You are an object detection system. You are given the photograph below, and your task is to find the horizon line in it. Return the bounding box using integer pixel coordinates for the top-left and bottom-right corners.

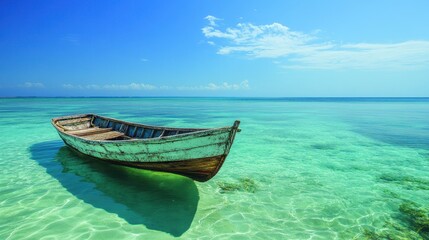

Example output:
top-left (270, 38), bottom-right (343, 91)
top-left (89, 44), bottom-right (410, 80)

top-left (1, 96), bottom-right (429, 99)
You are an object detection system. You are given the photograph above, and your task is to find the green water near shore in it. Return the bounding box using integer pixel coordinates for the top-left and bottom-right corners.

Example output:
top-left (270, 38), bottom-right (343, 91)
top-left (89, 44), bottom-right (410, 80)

top-left (1, 98), bottom-right (428, 239)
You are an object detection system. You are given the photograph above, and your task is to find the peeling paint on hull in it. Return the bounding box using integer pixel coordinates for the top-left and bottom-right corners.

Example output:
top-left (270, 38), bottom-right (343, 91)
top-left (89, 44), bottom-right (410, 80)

top-left (52, 114), bottom-right (240, 181)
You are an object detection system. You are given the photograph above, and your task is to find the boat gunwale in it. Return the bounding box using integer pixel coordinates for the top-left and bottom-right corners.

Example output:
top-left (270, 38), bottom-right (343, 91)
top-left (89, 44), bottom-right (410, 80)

top-left (52, 113), bottom-right (240, 144)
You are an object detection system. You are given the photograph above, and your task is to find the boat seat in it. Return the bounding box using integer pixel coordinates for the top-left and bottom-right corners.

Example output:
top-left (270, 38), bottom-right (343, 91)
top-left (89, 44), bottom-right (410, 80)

top-left (82, 131), bottom-right (125, 141)
top-left (58, 117), bottom-right (91, 126)
top-left (67, 127), bottom-right (112, 136)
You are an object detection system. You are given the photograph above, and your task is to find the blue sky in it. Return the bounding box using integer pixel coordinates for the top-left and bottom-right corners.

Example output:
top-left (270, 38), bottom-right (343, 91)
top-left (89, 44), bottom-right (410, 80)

top-left (0, 0), bottom-right (428, 97)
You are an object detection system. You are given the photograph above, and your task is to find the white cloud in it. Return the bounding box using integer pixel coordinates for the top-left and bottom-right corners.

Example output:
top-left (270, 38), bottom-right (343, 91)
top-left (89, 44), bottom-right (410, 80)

top-left (63, 81), bottom-right (250, 92)
top-left (205, 15), bottom-right (221, 27)
top-left (103, 83), bottom-right (156, 90)
top-left (62, 83), bottom-right (157, 90)
top-left (178, 80), bottom-right (249, 91)
top-left (19, 82), bottom-right (45, 88)
top-left (202, 16), bottom-right (429, 69)
top-left (284, 41), bottom-right (429, 69)
top-left (62, 83), bottom-right (78, 89)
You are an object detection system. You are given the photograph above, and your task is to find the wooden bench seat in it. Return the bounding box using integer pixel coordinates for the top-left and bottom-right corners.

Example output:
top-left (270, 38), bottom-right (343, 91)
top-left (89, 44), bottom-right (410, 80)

top-left (82, 131), bottom-right (125, 141)
top-left (58, 117), bottom-right (91, 125)
top-left (67, 127), bottom-right (113, 136)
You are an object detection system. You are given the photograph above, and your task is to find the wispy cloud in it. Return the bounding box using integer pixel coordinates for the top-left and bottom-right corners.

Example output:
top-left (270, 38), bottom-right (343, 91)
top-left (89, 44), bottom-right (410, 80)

top-left (62, 34), bottom-right (80, 45)
top-left (160, 85), bottom-right (171, 90)
top-left (205, 15), bottom-right (221, 27)
top-left (62, 83), bottom-right (157, 90)
top-left (202, 16), bottom-right (429, 69)
top-left (63, 81), bottom-right (250, 92)
top-left (19, 82), bottom-right (45, 88)
top-left (178, 80), bottom-right (249, 91)
top-left (104, 83), bottom-right (157, 90)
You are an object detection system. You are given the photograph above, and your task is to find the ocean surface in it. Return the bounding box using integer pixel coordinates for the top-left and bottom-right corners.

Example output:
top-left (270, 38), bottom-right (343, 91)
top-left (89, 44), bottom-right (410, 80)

top-left (1, 97), bottom-right (428, 239)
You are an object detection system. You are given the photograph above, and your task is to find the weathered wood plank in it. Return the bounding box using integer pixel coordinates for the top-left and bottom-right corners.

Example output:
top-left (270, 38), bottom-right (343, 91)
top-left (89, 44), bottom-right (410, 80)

top-left (62, 122), bottom-right (91, 131)
top-left (68, 127), bottom-right (113, 136)
top-left (58, 117), bottom-right (91, 125)
top-left (61, 129), bottom-right (231, 161)
top-left (82, 131), bottom-right (124, 140)
top-left (108, 155), bottom-right (226, 181)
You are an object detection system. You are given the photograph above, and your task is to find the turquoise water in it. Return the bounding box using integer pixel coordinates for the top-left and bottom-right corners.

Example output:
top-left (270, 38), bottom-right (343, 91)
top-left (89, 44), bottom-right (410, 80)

top-left (1, 97), bottom-right (428, 239)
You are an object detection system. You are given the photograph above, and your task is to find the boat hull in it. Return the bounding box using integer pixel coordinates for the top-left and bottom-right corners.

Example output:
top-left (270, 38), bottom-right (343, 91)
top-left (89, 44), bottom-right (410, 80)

top-left (66, 141), bottom-right (226, 182)
top-left (52, 114), bottom-right (240, 181)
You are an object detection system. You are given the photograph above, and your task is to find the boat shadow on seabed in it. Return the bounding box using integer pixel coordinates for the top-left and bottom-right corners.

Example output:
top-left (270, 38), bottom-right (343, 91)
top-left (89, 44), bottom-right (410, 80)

top-left (29, 140), bottom-right (200, 237)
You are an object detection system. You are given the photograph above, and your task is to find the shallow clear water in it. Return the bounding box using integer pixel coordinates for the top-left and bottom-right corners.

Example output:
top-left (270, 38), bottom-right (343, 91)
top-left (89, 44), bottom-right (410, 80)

top-left (1, 97), bottom-right (428, 239)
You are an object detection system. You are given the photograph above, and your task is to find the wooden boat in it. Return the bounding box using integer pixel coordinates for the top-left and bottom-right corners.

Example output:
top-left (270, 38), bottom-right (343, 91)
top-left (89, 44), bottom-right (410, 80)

top-left (51, 114), bottom-right (240, 181)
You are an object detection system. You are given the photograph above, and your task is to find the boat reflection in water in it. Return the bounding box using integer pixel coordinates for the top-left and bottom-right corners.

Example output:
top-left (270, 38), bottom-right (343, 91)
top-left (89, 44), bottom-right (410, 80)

top-left (30, 141), bottom-right (199, 237)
